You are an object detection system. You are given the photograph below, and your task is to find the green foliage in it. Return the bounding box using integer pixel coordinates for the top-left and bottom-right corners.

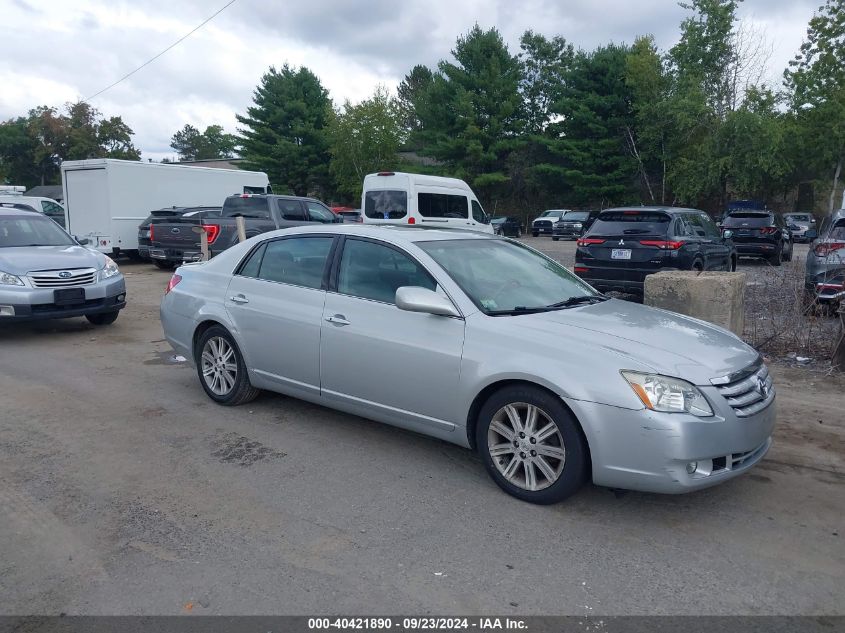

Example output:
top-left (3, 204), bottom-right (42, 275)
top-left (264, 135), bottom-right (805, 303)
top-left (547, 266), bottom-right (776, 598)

top-left (414, 25), bottom-right (522, 200)
top-left (237, 64), bottom-right (332, 197)
top-left (519, 31), bottom-right (574, 135)
top-left (396, 65), bottom-right (434, 139)
top-left (171, 124), bottom-right (237, 161)
top-left (0, 102), bottom-right (140, 187)
top-left (328, 86), bottom-right (404, 202)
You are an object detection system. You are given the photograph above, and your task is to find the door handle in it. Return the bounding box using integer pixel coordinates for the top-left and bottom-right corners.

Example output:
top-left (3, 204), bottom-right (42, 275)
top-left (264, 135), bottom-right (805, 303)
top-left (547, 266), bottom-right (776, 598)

top-left (325, 314), bottom-right (350, 326)
top-left (229, 295), bottom-right (249, 304)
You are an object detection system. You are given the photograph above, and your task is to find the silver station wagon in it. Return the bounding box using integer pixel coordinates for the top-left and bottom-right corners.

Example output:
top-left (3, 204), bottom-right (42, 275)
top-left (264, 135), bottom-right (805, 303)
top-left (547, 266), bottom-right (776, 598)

top-left (160, 225), bottom-right (775, 504)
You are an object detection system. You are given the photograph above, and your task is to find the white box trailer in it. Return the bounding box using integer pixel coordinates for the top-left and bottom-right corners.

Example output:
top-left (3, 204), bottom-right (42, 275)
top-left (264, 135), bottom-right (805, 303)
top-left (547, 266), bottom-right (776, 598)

top-left (61, 159), bottom-right (269, 256)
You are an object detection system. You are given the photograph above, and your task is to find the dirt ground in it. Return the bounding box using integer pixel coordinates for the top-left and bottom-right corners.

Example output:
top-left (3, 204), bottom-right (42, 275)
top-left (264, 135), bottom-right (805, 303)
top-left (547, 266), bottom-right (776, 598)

top-left (0, 260), bottom-right (842, 616)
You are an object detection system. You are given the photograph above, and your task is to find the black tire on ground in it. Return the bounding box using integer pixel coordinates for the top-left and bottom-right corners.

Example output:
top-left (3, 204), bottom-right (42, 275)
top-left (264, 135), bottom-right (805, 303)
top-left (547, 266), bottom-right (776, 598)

top-left (730, 256), bottom-right (737, 272)
top-left (476, 384), bottom-right (588, 504)
top-left (784, 243), bottom-right (793, 262)
top-left (532, 232), bottom-right (539, 238)
top-left (195, 325), bottom-right (260, 406)
top-left (86, 311), bottom-right (119, 326)
top-left (552, 237), bottom-right (559, 241)
top-left (692, 260), bottom-right (704, 273)
top-left (769, 247), bottom-right (783, 266)
top-left (153, 260), bottom-right (176, 270)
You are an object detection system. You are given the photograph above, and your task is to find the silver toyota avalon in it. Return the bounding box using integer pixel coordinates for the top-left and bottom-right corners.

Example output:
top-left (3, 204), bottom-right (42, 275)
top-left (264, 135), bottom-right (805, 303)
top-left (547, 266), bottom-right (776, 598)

top-left (160, 225), bottom-right (775, 504)
top-left (0, 208), bottom-right (126, 324)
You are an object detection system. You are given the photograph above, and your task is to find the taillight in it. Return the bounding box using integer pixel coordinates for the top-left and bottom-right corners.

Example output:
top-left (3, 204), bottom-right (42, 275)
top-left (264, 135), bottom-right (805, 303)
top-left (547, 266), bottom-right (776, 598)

top-left (640, 240), bottom-right (685, 250)
top-left (577, 238), bottom-right (605, 247)
top-left (408, 217), bottom-right (416, 225)
top-left (202, 224), bottom-right (220, 244)
top-left (149, 224), bottom-right (154, 241)
top-left (574, 266), bottom-right (590, 273)
top-left (814, 242), bottom-right (845, 257)
top-left (759, 227), bottom-right (778, 235)
top-left (165, 273), bottom-right (182, 295)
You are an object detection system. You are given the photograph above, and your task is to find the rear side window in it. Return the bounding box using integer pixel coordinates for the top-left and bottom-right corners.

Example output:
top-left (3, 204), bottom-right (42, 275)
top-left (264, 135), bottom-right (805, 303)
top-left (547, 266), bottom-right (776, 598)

top-left (418, 193), bottom-right (468, 219)
top-left (223, 197), bottom-right (271, 219)
top-left (722, 213), bottom-right (773, 228)
top-left (590, 211), bottom-right (670, 236)
top-left (257, 237), bottom-right (334, 289)
top-left (365, 190), bottom-right (407, 219)
top-left (278, 199), bottom-right (306, 221)
top-left (238, 243), bottom-right (266, 278)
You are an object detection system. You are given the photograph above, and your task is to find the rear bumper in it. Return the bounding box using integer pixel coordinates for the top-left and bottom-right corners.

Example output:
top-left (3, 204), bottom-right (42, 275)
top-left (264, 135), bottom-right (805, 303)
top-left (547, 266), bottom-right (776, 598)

top-left (0, 277), bottom-right (127, 322)
top-left (733, 241), bottom-right (777, 256)
top-left (150, 247), bottom-right (209, 263)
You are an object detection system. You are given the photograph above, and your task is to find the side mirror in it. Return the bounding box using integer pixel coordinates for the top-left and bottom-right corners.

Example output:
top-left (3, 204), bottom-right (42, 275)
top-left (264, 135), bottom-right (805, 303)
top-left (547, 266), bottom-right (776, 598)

top-left (395, 286), bottom-right (461, 317)
top-left (805, 229), bottom-right (818, 240)
top-left (75, 236), bottom-right (90, 245)
top-left (722, 230), bottom-right (733, 239)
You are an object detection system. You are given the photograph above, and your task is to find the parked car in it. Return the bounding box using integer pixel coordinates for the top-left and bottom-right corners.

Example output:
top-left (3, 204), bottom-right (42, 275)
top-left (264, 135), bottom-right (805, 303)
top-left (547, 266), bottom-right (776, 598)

top-left (148, 194), bottom-right (341, 269)
top-left (161, 224), bottom-right (775, 504)
top-left (805, 209), bottom-right (845, 309)
top-left (784, 212), bottom-right (816, 242)
top-left (552, 210), bottom-right (598, 241)
top-left (720, 210), bottom-right (793, 265)
top-left (0, 195), bottom-right (66, 228)
top-left (531, 209), bottom-right (568, 237)
top-left (0, 208), bottom-right (125, 324)
top-left (337, 209), bottom-right (363, 223)
top-left (491, 216), bottom-right (523, 237)
top-left (361, 171), bottom-right (493, 233)
top-left (138, 206), bottom-right (222, 265)
top-left (574, 207), bottom-right (736, 295)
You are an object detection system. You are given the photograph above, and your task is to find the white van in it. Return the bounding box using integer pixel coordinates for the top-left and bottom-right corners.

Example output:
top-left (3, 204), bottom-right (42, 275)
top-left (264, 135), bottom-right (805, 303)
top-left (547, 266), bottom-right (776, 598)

top-left (0, 195), bottom-right (66, 227)
top-left (360, 171), bottom-right (493, 233)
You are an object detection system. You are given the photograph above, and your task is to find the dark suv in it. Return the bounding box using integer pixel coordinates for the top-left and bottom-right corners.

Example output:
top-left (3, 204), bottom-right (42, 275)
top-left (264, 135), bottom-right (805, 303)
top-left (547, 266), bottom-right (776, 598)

top-left (574, 207), bottom-right (737, 295)
top-left (553, 210), bottom-right (598, 241)
top-left (720, 211), bottom-right (793, 266)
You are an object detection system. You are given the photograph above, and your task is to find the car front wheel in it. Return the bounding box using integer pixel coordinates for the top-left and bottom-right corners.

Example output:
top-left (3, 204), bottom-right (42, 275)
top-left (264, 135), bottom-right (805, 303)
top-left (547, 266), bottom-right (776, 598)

top-left (86, 311), bottom-right (119, 326)
top-left (195, 325), bottom-right (260, 406)
top-left (476, 385), bottom-right (588, 504)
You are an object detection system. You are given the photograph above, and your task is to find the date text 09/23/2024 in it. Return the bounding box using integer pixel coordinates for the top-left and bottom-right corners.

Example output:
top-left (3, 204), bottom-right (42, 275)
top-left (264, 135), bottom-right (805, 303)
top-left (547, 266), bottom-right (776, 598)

top-left (307, 618), bottom-right (527, 631)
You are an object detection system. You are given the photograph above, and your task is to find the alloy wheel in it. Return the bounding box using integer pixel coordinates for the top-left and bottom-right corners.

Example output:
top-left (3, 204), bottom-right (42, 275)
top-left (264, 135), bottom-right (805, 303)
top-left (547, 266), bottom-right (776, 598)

top-left (201, 336), bottom-right (237, 396)
top-left (487, 402), bottom-right (565, 491)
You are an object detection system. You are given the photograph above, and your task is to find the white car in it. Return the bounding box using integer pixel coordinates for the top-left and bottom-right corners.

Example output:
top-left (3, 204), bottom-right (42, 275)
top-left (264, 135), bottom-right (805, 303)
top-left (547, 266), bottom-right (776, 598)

top-left (532, 209), bottom-right (569, 236)
top-left (0, 195), bottom-right (66, 228)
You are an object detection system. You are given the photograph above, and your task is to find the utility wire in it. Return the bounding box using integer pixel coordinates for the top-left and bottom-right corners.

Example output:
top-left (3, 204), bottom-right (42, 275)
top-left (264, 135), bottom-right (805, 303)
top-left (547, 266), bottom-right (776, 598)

top-left (84, 0), bottom-right (238, 101)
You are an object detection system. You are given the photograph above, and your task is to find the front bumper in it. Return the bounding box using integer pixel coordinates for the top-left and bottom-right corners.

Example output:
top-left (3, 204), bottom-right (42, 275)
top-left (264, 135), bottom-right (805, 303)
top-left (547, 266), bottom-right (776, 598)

top-left (565, 389), bottom-right (776, 494)
top-left (532, 223), bottom-right (554, 234)
top-left (0, 277), bottom-right (126, 322)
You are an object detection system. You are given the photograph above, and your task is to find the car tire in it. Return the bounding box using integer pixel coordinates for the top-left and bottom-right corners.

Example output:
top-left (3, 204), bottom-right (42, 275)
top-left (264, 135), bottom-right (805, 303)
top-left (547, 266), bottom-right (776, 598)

top-left (552, 237), bottom-right (559, 241)
top-left (729, 256), bottom-right (737, 272)
top-left (476, 385), bottom-right (588, 504)
top-left (692, 260), bottom-right (704, 273)
top-left (532, 232), bottom-right (538, 238)
top-left (153, 260), bottom-right (175, 270)
top-left (195, 325), bottom-right (260, 406)
top-left (784, 243), bottom-right (793, 262)
top-left (769, 248), bottom-right (782, 266)
top-left (86, 311), bottom-right (119, 326)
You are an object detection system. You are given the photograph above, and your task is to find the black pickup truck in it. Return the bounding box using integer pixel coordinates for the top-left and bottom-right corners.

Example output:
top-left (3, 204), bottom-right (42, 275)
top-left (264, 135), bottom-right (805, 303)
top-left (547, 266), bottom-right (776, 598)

top-left (148, 194), bottom-right (341, 267)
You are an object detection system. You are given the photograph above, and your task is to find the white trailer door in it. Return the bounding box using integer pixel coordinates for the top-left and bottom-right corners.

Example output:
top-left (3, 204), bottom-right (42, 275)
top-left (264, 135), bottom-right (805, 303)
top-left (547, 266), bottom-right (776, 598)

top-left (64, 167), bottom-right (112, 252)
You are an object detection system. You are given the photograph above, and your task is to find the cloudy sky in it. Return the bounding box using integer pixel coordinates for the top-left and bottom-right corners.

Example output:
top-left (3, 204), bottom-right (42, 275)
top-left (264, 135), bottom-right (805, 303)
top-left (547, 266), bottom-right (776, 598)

top-left (1, 0), bottom-right (818, 160)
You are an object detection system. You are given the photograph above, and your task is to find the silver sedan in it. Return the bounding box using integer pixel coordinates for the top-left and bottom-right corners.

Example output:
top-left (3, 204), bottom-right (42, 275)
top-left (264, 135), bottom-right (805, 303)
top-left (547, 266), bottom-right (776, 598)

top-left (160, 225), bottom-right (776, 504)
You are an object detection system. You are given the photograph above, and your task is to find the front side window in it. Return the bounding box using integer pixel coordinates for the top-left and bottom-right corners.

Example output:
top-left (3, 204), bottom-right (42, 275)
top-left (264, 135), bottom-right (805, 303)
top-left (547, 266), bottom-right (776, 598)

top-left (41, 201), bottom-right (64, 215)
top-left (0, 216), bottom-right (75, 247)
top-left (471, 200), bottom-right (489, 224)
top-left (257, 237), bottom-right (334, 289)
top-left (306, 202), bottom-right (335, 223)
top-left (418, 193), bottom-right (468, 219)
top-left (365, 190), bottom-right (407, 219)
top-left (337, 239), bottom-right (436, 304)
top-left (419, 239), bottom-right (595, 313)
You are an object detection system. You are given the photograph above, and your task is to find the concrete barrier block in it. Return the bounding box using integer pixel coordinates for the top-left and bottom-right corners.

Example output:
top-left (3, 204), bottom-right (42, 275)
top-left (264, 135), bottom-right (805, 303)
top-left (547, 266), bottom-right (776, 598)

top-left (644, 271), bottom-right (746, 336)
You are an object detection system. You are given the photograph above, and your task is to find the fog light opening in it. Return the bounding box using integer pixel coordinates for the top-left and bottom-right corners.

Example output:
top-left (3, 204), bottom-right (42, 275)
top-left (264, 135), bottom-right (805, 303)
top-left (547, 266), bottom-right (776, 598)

top-left (117, 294), bottom-right (126, 302)
top-left (686, 459), bottom-right (714, 478)
top-left (0, 305), bottom-right (15, 317)
top-left (686, 461), bottom-right (698, 475)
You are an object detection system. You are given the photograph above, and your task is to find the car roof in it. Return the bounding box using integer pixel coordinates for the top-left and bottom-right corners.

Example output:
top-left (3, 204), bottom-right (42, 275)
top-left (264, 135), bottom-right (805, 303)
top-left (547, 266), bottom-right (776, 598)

top-left (255, 224), bottom-right (497, 245)
top-left (600, 206), bottom-right (704, 215)
top-left (0, 207), bottom-right (45, 218)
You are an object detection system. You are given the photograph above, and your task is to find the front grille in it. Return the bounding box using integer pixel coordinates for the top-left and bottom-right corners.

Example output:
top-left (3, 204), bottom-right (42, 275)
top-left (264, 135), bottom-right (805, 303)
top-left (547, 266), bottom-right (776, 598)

top-left (711, 360), bottom-right (775, 417)
top-left (534, 220), bottom-right (552, 228)
top-left (29, 268), bottom-right (97, 288)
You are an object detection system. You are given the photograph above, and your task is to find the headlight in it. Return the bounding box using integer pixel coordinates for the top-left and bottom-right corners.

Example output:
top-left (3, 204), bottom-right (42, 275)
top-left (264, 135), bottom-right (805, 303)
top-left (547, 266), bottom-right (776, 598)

top-left (100, 256), bottom-right (120, 280)
top-left (621, 371), bottom-right (713, 417)
top-left (573, 222), bottom-right (583, 228)
top-left (0, 271), bottom-right (24, 286)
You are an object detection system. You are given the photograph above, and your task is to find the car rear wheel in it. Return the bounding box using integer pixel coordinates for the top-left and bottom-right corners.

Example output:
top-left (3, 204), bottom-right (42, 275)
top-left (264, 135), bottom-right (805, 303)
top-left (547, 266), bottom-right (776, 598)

top-left (783, 243), bottom-right (793, 262)
top-left (476, 385), bottom-right (588, 504)
top-left (532, 232), bottom-right (539, 238)
top-left (692, 260), bottom-right (704, 273)
top-left (769, 247), bottom-right (783, 266)
top-left (86, 311), bottom-right (119, 326)
top-left (196, 325), bottom-right (260, 406)
top-left (154, 260), bottom-right (175, 270)
top-left (552, 237), bottom-right (559, 241)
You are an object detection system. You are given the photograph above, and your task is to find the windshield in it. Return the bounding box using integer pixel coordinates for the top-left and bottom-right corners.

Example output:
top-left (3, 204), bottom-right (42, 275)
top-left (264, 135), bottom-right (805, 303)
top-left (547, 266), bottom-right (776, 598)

top-left (540, 210), bottom-right (563, 217)
top-left (0, 215), bottom-right (76, 247)
top-left (785, 214), bottom-right (812, 222)
top-left (563, 211), bottom-right (590, 221)
top-left (590, 210), bottom-right (670, 236)
top-left (418, 239), bottom-right (597, 313)
top-left (491, 218), bottom-right (506, 224)
top-left (722, 213), bottom-right (773, 228)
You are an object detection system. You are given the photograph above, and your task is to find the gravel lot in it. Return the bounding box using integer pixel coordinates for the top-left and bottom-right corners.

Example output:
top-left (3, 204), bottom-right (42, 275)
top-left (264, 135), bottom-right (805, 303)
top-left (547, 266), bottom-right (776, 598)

top-left (0, 258), bottom-right (843, 615)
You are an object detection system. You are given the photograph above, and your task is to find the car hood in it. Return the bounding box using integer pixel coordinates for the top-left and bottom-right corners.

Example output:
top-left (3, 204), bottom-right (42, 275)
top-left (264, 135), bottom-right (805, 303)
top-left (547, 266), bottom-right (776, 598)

top-left (511, 299), bottom-right (758, 385)
top-left (0, 245), bottom-right (106, 275)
